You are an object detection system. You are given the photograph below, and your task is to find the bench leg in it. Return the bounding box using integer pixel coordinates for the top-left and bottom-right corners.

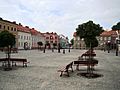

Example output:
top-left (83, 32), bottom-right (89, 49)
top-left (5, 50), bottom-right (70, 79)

top-left (66, 71), bottom-right (70, 77)
top-left (71, 66), bottom-right (74, 72)
top-left (76, 64), bottom-right (79, 70)
top-left (60, 71), bottom-right (63, 77)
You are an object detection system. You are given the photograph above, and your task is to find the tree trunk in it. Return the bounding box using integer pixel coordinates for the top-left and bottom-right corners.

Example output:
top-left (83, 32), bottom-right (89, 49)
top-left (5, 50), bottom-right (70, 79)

top-left (4, 46), bottom-right (12, 70)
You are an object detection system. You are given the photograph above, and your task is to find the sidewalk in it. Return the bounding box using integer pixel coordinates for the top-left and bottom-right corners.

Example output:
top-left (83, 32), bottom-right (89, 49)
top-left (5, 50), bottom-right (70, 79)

top-left (0, 49), bottom-right (120, 90)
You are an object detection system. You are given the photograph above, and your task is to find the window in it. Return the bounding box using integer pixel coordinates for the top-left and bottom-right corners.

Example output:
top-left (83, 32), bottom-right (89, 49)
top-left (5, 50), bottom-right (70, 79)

top-left (18, 42), bottom-right (20, 47)
top-left (18, 35), bottom-right (20, 39)
top-left (50, 36), bottom-right (53, 39)
top-left (55, 36), bottom-right (57, 39)
top-left (24, 36), bottom-right (26, 40)
top-left (0, 25), bottom-right (2, 29)
top-left (11, 27), bottom-right (13, 31)
top-left (100, 37), bottom-right (103, 41)
top-left (8, 26), bottom-right (9, 30)
top-left (104, 37), bottom-right (106, 41)
top-left (46, 37), bottom-right (49, 39)
top-left (21, 36), bottom-right (23, 39)
top-left (4, 26), bottom-right (5, 29)
top-left (108, 37), bottom-right (111, 40)
top-left (14, 28), bottom-right (16, 31)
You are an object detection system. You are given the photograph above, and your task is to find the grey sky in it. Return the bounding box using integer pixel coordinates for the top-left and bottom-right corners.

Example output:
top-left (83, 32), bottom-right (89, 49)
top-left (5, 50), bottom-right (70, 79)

top-left (0, 0), bottom-right (120, 40)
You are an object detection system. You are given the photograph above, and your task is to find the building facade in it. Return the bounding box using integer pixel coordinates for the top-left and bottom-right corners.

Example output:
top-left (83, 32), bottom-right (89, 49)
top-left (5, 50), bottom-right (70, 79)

top-left (73, 32), bottom-right (85, 49)
top-left (17, 24), bottom-right (32, 49)
top-left (0, 18), bottom-right (18, 48)
top-left (43, 32), bottom-right (59, 48)
top-left (98, 30), bottom-right (118, 50)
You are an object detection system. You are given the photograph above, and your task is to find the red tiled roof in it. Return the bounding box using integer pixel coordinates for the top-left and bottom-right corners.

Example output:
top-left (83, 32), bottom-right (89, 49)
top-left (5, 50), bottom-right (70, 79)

top-left (100, 30), bottom-right (117, 36)
top-left (30, 28), bottom-right (39, 35)
top-left (17, 25), bottom-right (31, 33)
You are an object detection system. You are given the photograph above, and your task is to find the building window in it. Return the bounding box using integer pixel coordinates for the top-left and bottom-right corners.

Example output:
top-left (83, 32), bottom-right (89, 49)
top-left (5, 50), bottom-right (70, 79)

top-left (24, 36), bottom-right (26, 40)
top-left (46, 37), bottom-right (49, 39)
top-left (55, 37), bottom-right (57, 39)
top-left (100, 37), bottom-right (103, 41)
top-left (50, 36), bottom-right (53, 39)
top-left (11, 27), bottom-right (13, 31)
top-left (18, 42), bottom-right (20, 47)
top-left (108, 37), bottom-right (111, 40)
top-left (4, 26), bottom-right (5, 29)
top-left (14, 28), bottom-right (16, 31)
top-left (21, 36), bottom-right (23, 39)
top-left (50, 41), bottom-right (53, 43)
top-left (18, 35), bottom-right (20, 39)
top-left (29, 36), bottom-right (31, 40)
top-left (0, 25), bottom-right (2, 29)
top-left (8, 26), bottom-right (9, 30)
top-left (104, 37), bottom-right (106, 41)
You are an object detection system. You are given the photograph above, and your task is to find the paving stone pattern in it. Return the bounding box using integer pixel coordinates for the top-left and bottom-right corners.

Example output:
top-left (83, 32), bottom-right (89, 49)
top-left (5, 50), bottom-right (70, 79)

top-left (0, 49), bottom-right (120, 90)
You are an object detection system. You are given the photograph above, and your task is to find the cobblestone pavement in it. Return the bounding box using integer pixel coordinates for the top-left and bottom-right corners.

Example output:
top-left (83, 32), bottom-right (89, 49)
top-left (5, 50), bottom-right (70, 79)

top-left (0, 49), bottom-right (120, 90)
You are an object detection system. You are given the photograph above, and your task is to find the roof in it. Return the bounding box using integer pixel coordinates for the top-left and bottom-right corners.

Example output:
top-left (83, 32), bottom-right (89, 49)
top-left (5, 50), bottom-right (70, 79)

top-left (30, 28), bottom-right (39, 35)
top-left (100, 30), bottom-right (117, 37)
top-left (17, 25), bottom-right (31, 33)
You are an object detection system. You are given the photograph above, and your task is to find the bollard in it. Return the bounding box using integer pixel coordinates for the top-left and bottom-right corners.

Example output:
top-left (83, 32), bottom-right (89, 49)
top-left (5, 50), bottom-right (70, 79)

top-left (63, 49), bottom-right (65, 54)
top-left (43, 48), bottom-right (45, 53)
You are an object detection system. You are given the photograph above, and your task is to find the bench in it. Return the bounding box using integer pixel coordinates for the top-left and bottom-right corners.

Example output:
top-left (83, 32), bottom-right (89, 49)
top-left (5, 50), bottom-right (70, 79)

top-left (81, 53), bottom-right (96, 58)
top-left (0, 58), bottom-right (29, 67)
top-left (11, 58), bottom-right (28, 67)
top-left (58, 62), bottom-right (73, 77)
top-left (74, 59), bottom-right (98, 70)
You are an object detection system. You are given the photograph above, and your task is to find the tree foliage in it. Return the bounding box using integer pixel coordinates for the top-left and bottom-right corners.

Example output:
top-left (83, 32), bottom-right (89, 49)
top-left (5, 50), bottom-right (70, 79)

top-left (76, 20), bottom-right (103, 48)
top-left (112, 22), bottom-right (120, 30)
top-left (0, 30), bottom-right (15, 48)
top-left (53, 43), bottom-right (57, 47)
top-left (70, 38), bottom-right (74, 45)
top-left (37, 41), bottom-right (43, 46)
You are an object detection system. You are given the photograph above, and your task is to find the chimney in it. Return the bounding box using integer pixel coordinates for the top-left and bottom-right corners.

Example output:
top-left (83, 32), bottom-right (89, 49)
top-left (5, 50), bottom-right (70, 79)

top-left (13, 21), bottom-right (16, 24)
top-left (25, 26), bottom-right (29, 28)
top-left (19, 23), bottom-right (22, 26)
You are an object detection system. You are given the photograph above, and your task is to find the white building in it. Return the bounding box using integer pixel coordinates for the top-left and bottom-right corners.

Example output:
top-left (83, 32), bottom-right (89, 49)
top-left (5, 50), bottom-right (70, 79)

top-left (17, 24), bottom-right (32, 49)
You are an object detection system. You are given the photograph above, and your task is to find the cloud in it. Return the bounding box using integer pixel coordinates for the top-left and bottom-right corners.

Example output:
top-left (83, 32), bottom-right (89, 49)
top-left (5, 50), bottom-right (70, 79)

top-left (0, 0), bottom-right (120, 40)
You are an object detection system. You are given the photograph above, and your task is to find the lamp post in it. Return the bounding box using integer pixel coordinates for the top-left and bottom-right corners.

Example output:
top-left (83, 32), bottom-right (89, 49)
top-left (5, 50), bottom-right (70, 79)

top-left (107, 41), bottom-right (110, 53)
top-left (116, 38), bottom-right (118, 56)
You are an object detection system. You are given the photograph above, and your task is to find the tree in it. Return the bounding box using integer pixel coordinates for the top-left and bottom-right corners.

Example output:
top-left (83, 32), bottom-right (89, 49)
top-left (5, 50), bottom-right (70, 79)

top-left (37, 41), bottom-right (43, 50)
top-left (70, 38), bottom-right (74, 46)
top-left (76, 21), bottom-right (103, 77)
top-left (76, 20), bottom-right (103, 48)
top-left (53, 43), bottom-right (57, 49)
top-left (112, 22), bottom-right (120, 30)
top-left (0, 30), bottom-right (16, 70)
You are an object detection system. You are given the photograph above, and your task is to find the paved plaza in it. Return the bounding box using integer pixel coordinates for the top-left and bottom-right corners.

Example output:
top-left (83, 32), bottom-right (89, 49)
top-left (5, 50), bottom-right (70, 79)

top-left (0, 49), bottom-right (120, 90)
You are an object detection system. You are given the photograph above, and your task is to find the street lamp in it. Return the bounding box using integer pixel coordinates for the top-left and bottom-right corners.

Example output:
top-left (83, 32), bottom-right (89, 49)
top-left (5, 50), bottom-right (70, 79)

top-left (116, 38), bottom-right (118, 56)
top-left (107, 41), bottom-right (110, 53)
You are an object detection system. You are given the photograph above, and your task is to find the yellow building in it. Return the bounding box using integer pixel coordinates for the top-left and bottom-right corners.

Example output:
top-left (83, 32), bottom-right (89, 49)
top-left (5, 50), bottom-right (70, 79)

top-left (0, 18), bottom-right (18, 48)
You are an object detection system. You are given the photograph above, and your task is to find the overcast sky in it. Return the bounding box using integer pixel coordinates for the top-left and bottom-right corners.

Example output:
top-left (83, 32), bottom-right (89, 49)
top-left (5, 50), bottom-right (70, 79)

top-left (0, 0), bottom-right (120, 40)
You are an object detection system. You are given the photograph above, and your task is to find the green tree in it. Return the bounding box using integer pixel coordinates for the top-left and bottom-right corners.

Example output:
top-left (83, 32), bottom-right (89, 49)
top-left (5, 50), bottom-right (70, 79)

top-left (76, 20), bottom-right (103, 48)
top-left (0, 30), bottom-right (16, 70)
top-left (53, 43), bottom-right (57, 49)
top-left (112, 22), bottom-right (120, 30)
top-left (70, 38), bottom-right (74, 45)
top-left (37, 41), bottom-right (43, 50)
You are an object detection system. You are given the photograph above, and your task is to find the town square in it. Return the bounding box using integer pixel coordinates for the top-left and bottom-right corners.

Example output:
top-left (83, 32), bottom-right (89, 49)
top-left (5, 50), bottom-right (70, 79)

top-left (0, 49), bottom-right (120, 90)
top-left (0, 0), bottom-right (120, 90)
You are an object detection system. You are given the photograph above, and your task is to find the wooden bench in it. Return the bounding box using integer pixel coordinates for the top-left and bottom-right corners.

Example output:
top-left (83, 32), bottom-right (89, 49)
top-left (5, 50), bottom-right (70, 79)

top-left (58, 62), bottom-right (73, 77)
top-left (11, 58), bottom-right (28, 67)
top-left (0, 58), bottom-right (29, 67)
top-left (74, 59), bottom-right (98, 70)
